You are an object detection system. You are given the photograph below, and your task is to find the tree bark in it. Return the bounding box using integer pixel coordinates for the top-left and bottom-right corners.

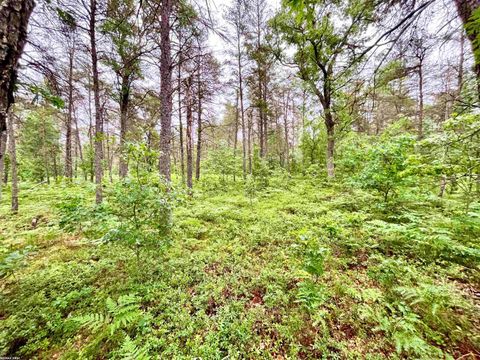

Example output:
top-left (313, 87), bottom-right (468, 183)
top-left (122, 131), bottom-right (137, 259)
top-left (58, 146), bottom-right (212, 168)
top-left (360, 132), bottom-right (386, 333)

top-left (185, 77), bottom-right (193, 189)
top-left (8, 111), bottom-right (18, 212)
top-left (236, 21), bottom-right (247, 180)
top-left (325, 110), bottom-right (335, 178)
top-left (454, 0), bottom-right (480, 98)
top-left (457, 31), bottom-right (465, 100)
top-left (89, 0), bottom-right (103, 203)
top-left (283, 91), bottom-right (290, 171)
top-left (195, 69), bottom-right (202, 181)
top-left (177, 39), bottom-right (185, 184)
top-left (233, 91), bottom-right (239, 182)
top-left (247, 109), bottom-right (252, 174)
top-left (73, 110), bottom-right (85, 180)
top-left (158, 0), bottom-right (173, 182)
top-left (418, 60), bottom-right (424, 139)
top-left (0, 0), bottom-right (34, 138)
top-left (0, 130), bottom-right (6, 202)
top-left (118, 74), bottom-right (130, 178)
top-left (65, 46), bottom-right (74, 179)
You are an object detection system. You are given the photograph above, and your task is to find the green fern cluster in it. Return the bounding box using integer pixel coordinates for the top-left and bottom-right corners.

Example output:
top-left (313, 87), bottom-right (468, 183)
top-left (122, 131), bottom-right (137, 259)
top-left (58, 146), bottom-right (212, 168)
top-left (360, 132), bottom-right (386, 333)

top-left (72, 294), bottom-right (152, 358)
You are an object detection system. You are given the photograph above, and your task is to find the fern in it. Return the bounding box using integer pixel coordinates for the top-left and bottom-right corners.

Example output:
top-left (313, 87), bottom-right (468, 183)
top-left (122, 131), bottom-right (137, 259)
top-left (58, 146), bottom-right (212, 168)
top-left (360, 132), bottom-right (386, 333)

top-left (74, 313), bottom-right (106, 331)
top-left (73, 294), bottom-right (145, 337)
top-left (119, 336), bottom-right (151, 360)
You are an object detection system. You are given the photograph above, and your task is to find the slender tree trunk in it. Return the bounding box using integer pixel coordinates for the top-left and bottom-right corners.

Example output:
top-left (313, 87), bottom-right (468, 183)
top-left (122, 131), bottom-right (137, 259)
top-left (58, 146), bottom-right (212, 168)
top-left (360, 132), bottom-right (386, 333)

top-left (418, 60), bottom-right (424, 139)
top-left (53, 150), bottom-right (58, 181)
top-left (262, 81), bottom-right (268, 157)
top-left (73, 110), bottom-right (85, 180)
top-left (177, 41), bottom-right (185, 184)
top-left (65, 46), bottom-right (74, 179)
top-left (457, 31), bottom-right (465, 100)
top-left (87, 71), bottom-right (94, 182)
top-left (0, 130), bottom-right (6, 202)
top-left (8, 111), bottom-right (18, 212)
top-left (283, 92), bottom-right (290, 171)
top-left (118, 75), bottom-right (130, 178)
top-left (185, 78), bottom-right (193, 189)
top-left (325, 110), bottom-right (335, 178)
top-left (247, 110), bottom-right (252, 174)
top-left (90, 0), bottom-right (103, 203)
top-left (236, 24), bottom-right (247, 180)
top-left (158, 0), bottom-right (173, 182)
top-left (195, 71), bottom-right (202, 181)
top-left (258, 82), bottom-right (264, 157)
top-left (233, 91), bottom-right (239, 182)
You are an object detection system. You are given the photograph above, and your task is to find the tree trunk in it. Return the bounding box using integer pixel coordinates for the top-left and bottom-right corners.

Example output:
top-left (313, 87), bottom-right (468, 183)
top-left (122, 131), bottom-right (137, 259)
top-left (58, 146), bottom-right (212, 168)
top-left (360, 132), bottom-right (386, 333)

top-left (185, 78), bottom-right (193, 189)
top-left (454, 0), bottom-right (480, 98)
top-left (258, 82), bottom-right (264, 158)
top-left (90, 0), bottom-right (103, 203)
top-left (177, 43), bottom-right (185, 184)
top-left (195, 73), bottom-right (202, 181)
top-left (236, 26), bottom-right (247, 180)
top-left (87, 71), bottom-right (94, 182)
top-left (418, 60), bottom-right (424, 139)
top-left (73, 110), bottom-right (85, 180)
top-left (118, 74), bottom-right (130, 178)
top-left (158, 0), bottom-right (173, 182)
top-left (457, 31), bottom-right (465, 100)
top-left (247, 110), bottom-right (252, 174)
top-left (325, 110), bottom-right (335, 178)
top-left (262, 81), bottom-right (268, 157)
top-left (65, 46), bottom-right (74, 179)
top-left (233, 91), bottom-right (239, 182)
top-left (0, 130), bottom-right (6, 202)
top-left (0, 0), bottom-right (34, 138)
top-left (283, 91), bottom-right (290, 171)
top-left (8, 111), bottom-right (18, 213)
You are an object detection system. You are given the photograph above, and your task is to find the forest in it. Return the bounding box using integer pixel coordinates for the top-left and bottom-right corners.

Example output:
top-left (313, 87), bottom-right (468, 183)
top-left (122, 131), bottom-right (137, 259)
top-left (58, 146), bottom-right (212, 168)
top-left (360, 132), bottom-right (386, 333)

top-left (0, 0), bottom-right (479, 358)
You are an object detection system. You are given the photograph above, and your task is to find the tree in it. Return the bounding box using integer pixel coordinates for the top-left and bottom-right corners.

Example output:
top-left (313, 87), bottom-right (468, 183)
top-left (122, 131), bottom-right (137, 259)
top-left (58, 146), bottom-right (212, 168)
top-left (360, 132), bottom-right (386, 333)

top-left (88, 0), bottom-right (104, 203)
top-left (195, 52), bottom-right (221, 181)
top-left (0, 0), bottom-right (35, 178)
top-left (273, 0), bottom-right (375, 177)
top-left (225, 0), bottom-right (249, 180)
top-left (18, 108), bottom-right (61, 183)
top-left (102, 0), bottom-right (145, 178)
top-left (454, 0), bottom-right (480, 98)
top-left (158, 0), bottom-right (174, 182)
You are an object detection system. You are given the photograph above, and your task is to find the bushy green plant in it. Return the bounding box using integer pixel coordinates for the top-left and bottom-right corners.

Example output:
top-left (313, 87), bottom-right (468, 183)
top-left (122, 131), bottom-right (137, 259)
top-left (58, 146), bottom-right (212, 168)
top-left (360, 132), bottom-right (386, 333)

top-left (206, 145), bottom-right (239, 184)
top-left (18, 108), bottom-right (61, 182)
top-left (104, 177), bottom-right (172, 262)
top-left (252, 148), bottom-right (270, 189)
top-left (0, 246), bottom-right (35, 278)
top-left (357, 132), bottom-right (415, 202)
top-left (58, 195), bottom-right (115, 239)
top-left (420, 113), bottom-right (480, 211)
top-left (104, 141), bottom-right (172, 262)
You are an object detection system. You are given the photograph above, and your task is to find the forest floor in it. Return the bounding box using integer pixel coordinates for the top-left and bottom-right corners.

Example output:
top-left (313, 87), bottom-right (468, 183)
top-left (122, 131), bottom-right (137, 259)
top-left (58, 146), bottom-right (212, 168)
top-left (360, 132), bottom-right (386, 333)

top-left (0, 177), bottom-right (479, 359)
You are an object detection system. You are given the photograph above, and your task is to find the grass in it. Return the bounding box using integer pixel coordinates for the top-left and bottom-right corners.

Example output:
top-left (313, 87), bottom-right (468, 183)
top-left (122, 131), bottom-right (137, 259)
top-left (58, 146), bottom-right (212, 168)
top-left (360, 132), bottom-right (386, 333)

top-left (0, 176), bottom-right (479, 359)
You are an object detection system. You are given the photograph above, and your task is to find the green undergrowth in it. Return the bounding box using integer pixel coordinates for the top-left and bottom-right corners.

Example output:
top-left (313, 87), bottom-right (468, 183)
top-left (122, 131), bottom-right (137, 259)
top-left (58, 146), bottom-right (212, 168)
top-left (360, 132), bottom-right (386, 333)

top-left (0, 177), bottom-right (479, 359)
